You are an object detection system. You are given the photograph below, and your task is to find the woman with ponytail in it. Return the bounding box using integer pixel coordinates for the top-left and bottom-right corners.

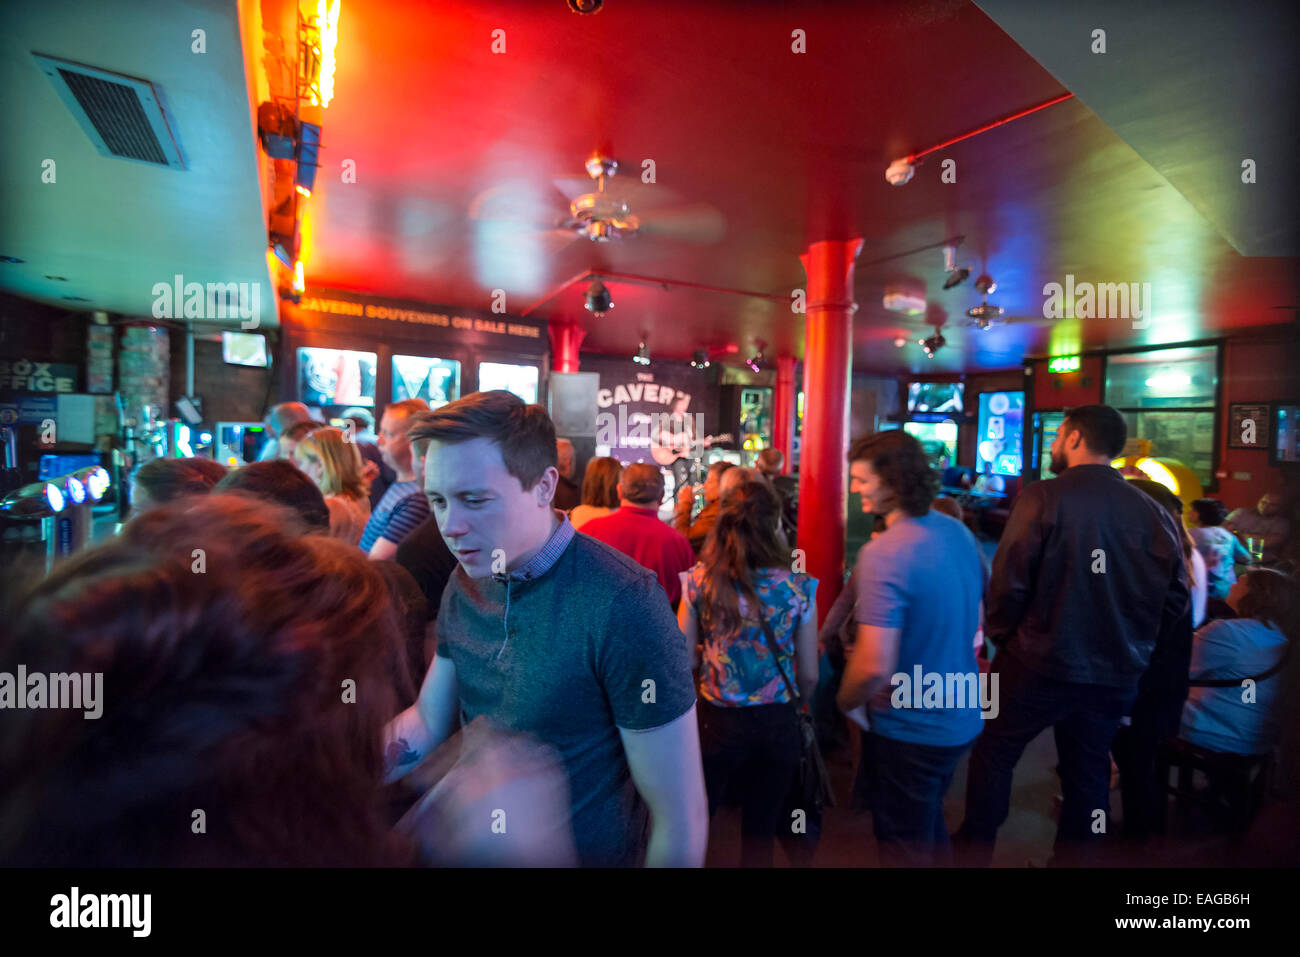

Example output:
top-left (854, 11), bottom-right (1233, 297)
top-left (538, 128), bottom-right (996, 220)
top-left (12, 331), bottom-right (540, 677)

top-left (677, 480), bottom-right (818, 866)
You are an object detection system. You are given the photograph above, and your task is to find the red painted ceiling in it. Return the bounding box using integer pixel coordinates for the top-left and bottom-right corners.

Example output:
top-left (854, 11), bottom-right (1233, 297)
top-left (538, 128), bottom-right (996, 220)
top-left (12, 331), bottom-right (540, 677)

top-left (303, 0), bottom-right (1298, 374)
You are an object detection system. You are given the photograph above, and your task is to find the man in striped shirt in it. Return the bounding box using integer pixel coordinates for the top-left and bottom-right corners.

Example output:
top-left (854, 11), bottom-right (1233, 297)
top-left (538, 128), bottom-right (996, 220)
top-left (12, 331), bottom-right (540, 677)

top-left (360, 399), bottom-right (431, 559)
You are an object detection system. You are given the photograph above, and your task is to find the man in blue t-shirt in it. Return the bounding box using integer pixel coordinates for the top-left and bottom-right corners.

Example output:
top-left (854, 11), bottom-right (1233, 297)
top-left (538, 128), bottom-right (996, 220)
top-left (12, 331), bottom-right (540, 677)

top-left (383, 391), bottom-right (708, 867)
top-left (837, 430), bottom-right (986, 866)
top-left (359, 399), bottom-right (430, 559)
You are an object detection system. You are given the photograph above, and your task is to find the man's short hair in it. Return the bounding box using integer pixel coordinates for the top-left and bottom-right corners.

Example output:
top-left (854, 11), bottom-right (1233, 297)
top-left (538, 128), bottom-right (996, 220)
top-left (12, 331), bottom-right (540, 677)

top-left (707, 460), bottom-right (735, 481)
top-left (1062, 404), bottom-right (1127, 458)
top-left (383, 398), bottom-right (430, 423)
top-left (847, 430), bottom-right (937, 517)
top-left (408, 390), bottom-right (557, 491)
top-left (265, 401), bottom-right (314, 435)
top-left (406, 410), bottom-right (438, 462)
top-left (214, 460), bottom-right (330, 532)
top-left (620, 463), bottom-right (665, 506)
top-left (340, 407), bottom-right (374, 431)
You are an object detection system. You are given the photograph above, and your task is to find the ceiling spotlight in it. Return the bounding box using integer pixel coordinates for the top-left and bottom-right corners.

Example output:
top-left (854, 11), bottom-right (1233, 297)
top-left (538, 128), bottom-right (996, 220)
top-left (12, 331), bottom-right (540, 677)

top-left (690, 349), bottom-right (711, 370)
top-left (885, 158), bottom-right (915, 186)
top-left (974, 273), bottom-right (997, 296)
top-left (746, 339), bottom-right (767, 373)
top-left (943, 267), bottom-right (970, 290)
top-left (566, 0), bottom-right (604, 12)
top-left (584, 279), bottom-right (613, 317)
top-left (633, 339), bottom-right (651, 365)
top-left (941, 244), bottom-right (970, 289)
top-left (921, 332), bottom-right (946, 358)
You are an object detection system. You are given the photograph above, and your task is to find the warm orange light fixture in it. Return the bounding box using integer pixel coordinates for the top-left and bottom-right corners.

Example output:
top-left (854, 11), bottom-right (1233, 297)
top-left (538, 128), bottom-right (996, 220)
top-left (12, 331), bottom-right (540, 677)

top-left (315, 0), bottom-right (341, 108)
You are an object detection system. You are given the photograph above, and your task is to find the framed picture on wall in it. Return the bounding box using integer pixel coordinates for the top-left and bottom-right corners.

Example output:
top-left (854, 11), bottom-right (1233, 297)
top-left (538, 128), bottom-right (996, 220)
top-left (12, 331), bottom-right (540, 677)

top-left (1227, 403), bottom-right (1270, 449)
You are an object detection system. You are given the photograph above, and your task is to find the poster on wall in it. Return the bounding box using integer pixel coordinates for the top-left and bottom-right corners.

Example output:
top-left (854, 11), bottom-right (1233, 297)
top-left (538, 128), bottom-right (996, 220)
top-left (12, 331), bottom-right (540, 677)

top-left (578, 356), bottom-right (727, 467)
top-left (1227, 403), bottom-right (1270, 449)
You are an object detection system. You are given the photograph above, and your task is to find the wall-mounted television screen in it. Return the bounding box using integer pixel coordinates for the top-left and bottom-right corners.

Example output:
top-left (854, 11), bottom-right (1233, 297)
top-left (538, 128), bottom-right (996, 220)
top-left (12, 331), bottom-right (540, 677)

top-left (1273, 403), bottom-right (1300, 465)
top-left (222, 331), bottom-right (268, 367)
top-left (976, 390), bottom-right (1025, 476)
top-left (298, 347), bottom-right (377, 408)
top-left (907, 381), bottom-right (963, 414)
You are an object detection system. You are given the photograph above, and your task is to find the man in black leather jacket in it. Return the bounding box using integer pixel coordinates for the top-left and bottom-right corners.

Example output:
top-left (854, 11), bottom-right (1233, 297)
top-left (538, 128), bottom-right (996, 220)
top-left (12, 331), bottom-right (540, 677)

top-left (954, 405), bottom-right (1189, 865)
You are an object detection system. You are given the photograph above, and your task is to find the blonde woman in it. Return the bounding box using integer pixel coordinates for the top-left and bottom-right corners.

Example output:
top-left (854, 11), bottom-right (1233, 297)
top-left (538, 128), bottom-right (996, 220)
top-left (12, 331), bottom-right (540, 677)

top-left (294, 427), bottom-right (372, 546)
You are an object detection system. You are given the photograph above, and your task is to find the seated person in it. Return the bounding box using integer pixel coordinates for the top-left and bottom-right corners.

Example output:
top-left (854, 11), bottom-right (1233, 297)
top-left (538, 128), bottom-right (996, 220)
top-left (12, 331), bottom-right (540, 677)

top-left (1180, 568), bottom-right (1298, 756)
top-left (1190, 497), bottom-right (1255, 598)
top-left (1225, 493), bottom-right (1289, 566)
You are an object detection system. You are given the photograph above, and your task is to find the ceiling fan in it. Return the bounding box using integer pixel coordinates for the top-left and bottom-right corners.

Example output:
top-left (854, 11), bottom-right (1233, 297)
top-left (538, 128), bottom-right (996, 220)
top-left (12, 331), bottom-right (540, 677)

top-left (467, 154), bottom-right (725, 248)
top-left (959, 273), bottom-right (1054, 330)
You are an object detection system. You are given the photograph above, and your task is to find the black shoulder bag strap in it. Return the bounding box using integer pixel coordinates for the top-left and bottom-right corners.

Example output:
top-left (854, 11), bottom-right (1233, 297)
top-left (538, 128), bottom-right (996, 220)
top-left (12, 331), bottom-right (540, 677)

top-left (756, 614), bottom-right (800, 705)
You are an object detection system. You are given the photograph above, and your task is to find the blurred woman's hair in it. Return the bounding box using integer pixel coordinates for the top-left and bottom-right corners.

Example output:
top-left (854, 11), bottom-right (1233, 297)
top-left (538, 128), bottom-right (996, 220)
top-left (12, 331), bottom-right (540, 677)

top-left (132, 456), bottom-right (227, 508)
top-left (580, 456), bottom-right (623, 509)
top-left (1129, 478), bottom-right (1197, 587)
top-left (0, 494), bottom-right (412, 866)
top-left (295, 426), bottom-right (368, 499)
top-left (1236, 568), bottom-right (1300, 642)
top-left (214, 460), bottom-right (330, 533)
top-left (698, 480), bottom-right (790, 640)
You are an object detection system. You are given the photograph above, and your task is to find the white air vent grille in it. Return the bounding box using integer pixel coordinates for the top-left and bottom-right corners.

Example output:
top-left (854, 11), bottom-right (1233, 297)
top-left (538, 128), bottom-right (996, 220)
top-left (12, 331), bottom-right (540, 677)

top-left (34, 53), bottom-right (184, 169)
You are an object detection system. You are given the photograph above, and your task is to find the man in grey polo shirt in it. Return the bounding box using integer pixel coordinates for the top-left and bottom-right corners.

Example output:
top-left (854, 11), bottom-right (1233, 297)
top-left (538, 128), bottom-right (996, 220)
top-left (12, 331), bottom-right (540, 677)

top-left (384, 390), bottom-right (708, 867)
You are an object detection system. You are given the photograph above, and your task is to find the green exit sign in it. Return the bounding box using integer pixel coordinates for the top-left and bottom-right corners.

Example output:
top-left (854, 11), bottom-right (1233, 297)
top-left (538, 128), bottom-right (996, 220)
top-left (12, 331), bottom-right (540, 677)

top-left (1049, 355), bottom-right (1081, 374)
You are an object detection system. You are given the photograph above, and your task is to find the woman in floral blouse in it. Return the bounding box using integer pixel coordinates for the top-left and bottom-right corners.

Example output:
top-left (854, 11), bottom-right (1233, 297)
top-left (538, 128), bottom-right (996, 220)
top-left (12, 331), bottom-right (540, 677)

top-left (677, 479), bottom-right (818, 866)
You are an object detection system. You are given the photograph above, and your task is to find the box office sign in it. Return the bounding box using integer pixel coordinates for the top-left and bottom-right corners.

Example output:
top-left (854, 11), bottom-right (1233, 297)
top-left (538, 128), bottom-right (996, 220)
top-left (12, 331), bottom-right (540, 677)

top-left (291, 292), bottom-right (546, 350)
top-left (0, 359), bottom-right (77, 395)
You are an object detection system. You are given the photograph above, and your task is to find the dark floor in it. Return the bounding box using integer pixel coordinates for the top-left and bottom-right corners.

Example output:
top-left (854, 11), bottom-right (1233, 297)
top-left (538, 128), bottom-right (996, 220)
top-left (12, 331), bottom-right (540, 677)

top-left (704, 723), bottom-right (1300, 867)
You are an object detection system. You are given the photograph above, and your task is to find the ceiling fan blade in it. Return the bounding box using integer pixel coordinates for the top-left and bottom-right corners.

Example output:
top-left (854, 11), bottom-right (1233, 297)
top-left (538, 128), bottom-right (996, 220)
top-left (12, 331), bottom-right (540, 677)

top-left (468, 184), bottom-right (567, 229)
top-left (635, 204), bottom-right (726, 244)
top-left (1001, 314), bottom-right (1056, 326)
top-left (551, 176), bottom-right (594, 202)
top-left (553, 173), bottom-right (684, 206)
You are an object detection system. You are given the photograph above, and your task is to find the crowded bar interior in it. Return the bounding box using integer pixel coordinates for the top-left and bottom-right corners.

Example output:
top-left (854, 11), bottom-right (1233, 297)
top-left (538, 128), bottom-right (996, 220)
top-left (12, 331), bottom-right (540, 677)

top-left (1, 0), bottom-right (1298, 906)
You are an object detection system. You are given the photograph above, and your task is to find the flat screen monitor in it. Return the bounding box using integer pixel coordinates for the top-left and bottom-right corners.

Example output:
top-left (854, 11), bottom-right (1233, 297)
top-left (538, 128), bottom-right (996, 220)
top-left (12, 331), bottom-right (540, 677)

top-left (298, 347), bottom-right (377, 408)
top-left (478, 361), bottom-right (538, 404)
top-left (1273, 403), bottom-right (1300, 465)
top-left (902, 420), bottom-right (957, 470)
top-left (393, 355), bottom-right (460, 408)
top-left (907, 381), bottom-right (963, 414)
top-left (222, 331), bottom-right (268, 367)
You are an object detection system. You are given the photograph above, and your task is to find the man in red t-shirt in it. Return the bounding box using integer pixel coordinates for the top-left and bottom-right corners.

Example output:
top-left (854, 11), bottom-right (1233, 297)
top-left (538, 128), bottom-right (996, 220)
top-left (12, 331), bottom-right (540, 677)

top-left (582, 463), bottom-right (695, 610)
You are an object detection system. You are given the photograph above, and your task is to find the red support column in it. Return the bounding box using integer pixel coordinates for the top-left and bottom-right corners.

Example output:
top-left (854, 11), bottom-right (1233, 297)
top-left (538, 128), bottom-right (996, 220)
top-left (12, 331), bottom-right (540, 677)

top-left (548, 321), bottom-right (585, 373)
top-left (772, 355), bottom-right (797, 474)
top-left (797, 238), bottom-right (862, 625)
